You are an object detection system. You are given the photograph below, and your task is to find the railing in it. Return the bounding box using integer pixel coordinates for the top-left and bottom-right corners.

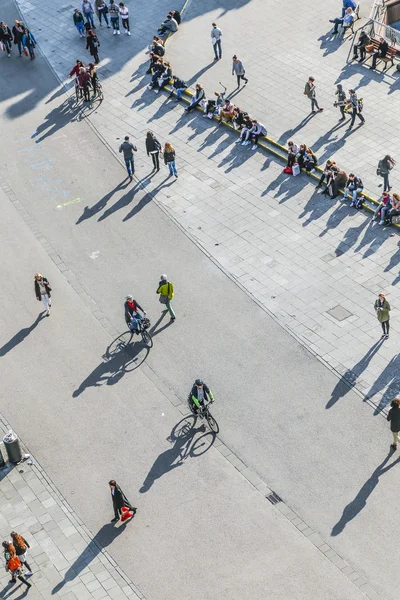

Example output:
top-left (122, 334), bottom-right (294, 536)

top-left (370, 0), bottom-right (386, 21)
top-left (359, 17), bottom-right (400, 45)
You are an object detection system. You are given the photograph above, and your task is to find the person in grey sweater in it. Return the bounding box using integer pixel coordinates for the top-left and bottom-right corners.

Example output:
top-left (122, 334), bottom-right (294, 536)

top-left (211, 23), bottom-right (222, 60)
top-left (232, 55), bottom-right (248, 87)
top-left (119, 135), bottom-right (137, 180)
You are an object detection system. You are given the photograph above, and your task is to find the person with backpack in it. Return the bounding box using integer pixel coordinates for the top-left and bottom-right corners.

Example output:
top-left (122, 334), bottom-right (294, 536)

top-left (145, 131), bottom-right (162, 171)
top-left (348, 89), bottom-right (365, 130)
top-left (10, 532), bottom-right (33, 576)
top-left (78, 66), bottom-right (91, 102)
top-left (2, 541), bottom-right (31, 588)
top-left (86, 29), bottom-right (100, 63)
top-left (73, 9), bottom-right (86, 37)
top-left (95, 0), bottom-right (110, 27)
top-left (334, 84), bottom-right (348, 121)
top-left (156, 274), bottom-right (175, 320)
top-left (0, 21), bottom-right (13, 56)
top-left (109, 480), bottom-right (136, 522)
top-left (377, 155), bottom-right (395, 192)
top-left (342, 173), bottom-right (363, 207)
top-left (108, 0), bottom-right (120, 34)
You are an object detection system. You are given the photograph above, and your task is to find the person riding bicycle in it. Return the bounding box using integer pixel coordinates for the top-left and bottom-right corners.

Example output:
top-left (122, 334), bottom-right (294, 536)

top-left (190, 379), bottom-right (214, 414)
top-left (124, 294), bottom-right (146, 333)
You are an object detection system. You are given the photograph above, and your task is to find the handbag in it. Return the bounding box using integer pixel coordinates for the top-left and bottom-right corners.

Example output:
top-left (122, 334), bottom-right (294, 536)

top-left (8, 556), bottom-right (21, 572)
top-left (292, 163), bottom-right (300, 176)
top-left (159, 295), bottom-right (168, 304)
top-left (365, 44), bottom-right (374, 52)
top-left (283, 166), bottom-right (293, 174)
top-left (23, 46), bottom-right (29, 56)
top-left (0, 42), bottom-right (5, 52)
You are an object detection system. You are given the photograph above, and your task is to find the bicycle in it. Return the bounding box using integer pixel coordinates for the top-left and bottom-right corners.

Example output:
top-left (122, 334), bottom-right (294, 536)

top-left (95, 81), bottom-right (104, 101)
top-left (187, 397), bottom-right (219, 434)
top-left (129, 316), bottom-right (153, 348)
top-left (75, 77), bottom-right (83, 103)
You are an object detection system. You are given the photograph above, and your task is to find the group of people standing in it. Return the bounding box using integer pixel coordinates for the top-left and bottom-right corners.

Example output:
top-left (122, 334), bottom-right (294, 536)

top-left (3, 533), bottom-right (33, 590)
top-left (0, 19), bottom-right (36, 59)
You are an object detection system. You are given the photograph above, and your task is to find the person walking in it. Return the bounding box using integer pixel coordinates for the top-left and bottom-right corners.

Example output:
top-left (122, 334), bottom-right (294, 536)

top-left (73, 9), bottom-right (86, 37)
top-left (34, 273), bottom-right (52, 316)
top-left (86, 29), bottom-right (100, 63)
top-left (95, 0), bottom-right (110, 27)
top-left (387, 398), bottom-right (400, 450)
top-left (119, 135), bottom-right (137, 181)
top-left (2, 541), bottom-right (31, 589)
top-left (145, 131), bottom-right (162, 171)
top-left (0, 21), bottom-right (13, 57)
top-left (119, 3), bottom-right (130, 35)
top-left (157, 274), bottom-right (176, 320)
top-left (304, 76), bottom-right (323, 114)
top-left (109, 0), bottom-right (120, 34)
top-left (109, 480), bottom-right (136, 522)
top-left (334, 84), bottom-right (347, 121)
top-left (211, 23), bottom-right (222, 60)
top-left (82, 0), bottom-right (96, 29)
top-left (232, 55), bottom-right (248, 87)
top-left (348, 89), bottom-right (365, 130)
top-left (378, 155), bottom-right (395, 192)
top-left (22, 27), bottom-right (36, 60)
top-left (374, 293), bottom-right (390, 339)
top-left (163, 142), bottom-right (178, 178)
top-left (12, 20), bottom-right (24, 56)
top-left (10, 533), bottom-right (33, 576)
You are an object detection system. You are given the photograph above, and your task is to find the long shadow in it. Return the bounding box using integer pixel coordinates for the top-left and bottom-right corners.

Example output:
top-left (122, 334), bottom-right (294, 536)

top-left (299, 189), bottom-right (334, 226)
top-left (352, 220), bottom-right (387, 259)
top-left (140, 415), bottom-right (215, 493)
top-left (33, 100), bottom-right (80, 144)
top-left (326, 341), bottom-right (384, 408)
top-left (318, 30), bottom-right (343, 58)
top-left (186, 61), bottom-right (217, 87)
top-left (75, 180), bottom-right (131, 224)
top-left (97, 176), bottom-right (155, 222)
top-left (384, 243), bottom-right (400, 274)
top-left (1, 582), bottom-right (30, 600)
top-left (277, 114), bottom-right (315, 145)
top-left (365, 354), bottom-right (400, 414)
top-left (122, 176), bottom-right (174, 221)
top-left (318, 202), bottom-right (351, 237)
top-left (332, 214), bottom-right (370, 255)
top-left (52, 521), bottom-right (128, 594)
top-left (331, 452), bottom-right (400, 536)
top-left (0, 314), bottom-right (44, 357)
top-left (72, 332), bottom-right (149, 397)
top-left (149, 310), bottom-right (174, 336)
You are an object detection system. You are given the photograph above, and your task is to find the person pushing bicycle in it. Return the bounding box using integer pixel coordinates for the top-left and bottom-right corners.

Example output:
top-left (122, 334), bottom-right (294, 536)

top-left (190, 379), bottom-right (214, 414)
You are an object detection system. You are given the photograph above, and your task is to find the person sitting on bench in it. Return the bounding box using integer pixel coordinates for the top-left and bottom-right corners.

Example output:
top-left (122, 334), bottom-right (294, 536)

top-left (329, 7), bottom-right (354, 34)
top-left (370, 37), bottom-right (389, 70)
top-left (352, 30), bottom-right (370, 61)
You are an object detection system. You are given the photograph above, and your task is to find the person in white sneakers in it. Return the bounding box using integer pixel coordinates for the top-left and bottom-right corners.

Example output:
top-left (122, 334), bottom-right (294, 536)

top-left (119, 2), bottom-right (130, 35)
top-left (34, 273), bottom-right (52, 316)
top-left (109, 0), bottom-right (120, 34)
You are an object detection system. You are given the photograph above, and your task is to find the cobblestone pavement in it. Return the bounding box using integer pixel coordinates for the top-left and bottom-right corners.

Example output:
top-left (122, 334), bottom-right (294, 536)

top-left (13, 0), bottom-right (400, 429)
top-left (0, 417), bottom-right (144, 600)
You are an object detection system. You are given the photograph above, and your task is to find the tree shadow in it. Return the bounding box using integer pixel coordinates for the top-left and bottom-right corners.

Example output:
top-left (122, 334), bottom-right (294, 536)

top-left (0, 314), bottom-right (44, 357)
top-left (75, 180), bottom-right (132, 224)
top-left (181, 0), bottom-right (252, 20)
top-left (52, 521), bottom-right (129, 594)
top-left (331, 451), bottom-right (400, 536)
top-left (139, 414), bottom-right (215, 493)
top-left (326, 341), bottom-right (384, 408)
top-left (72, 332), bottom-right (149, 397)
top-left (365, 354), bottom-right (400, 414)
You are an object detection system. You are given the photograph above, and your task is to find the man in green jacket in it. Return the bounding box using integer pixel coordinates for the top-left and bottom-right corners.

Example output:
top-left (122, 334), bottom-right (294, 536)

top-left (156, 274), bottom-right (175, 321)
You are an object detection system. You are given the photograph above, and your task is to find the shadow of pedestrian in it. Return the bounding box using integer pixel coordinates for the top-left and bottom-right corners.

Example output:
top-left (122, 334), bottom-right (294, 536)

top-left (277, 114), bottom-right (315, 145)
top-left (318, 30), bottom-right (343, 58)
top-left (1, 581), bottom-right (30, 599)
top-left (149, 310), bottom-right (174, 337)
top-left (365, 354), bottom-right (400, 414)
top-left (139, 415), bottom-right (215, 493)
top-left (186, 61), bottom-right (217, 87)
top-left (0, 314), bottom-right (44, 357)
top-left (75, 180), bottom-right (131, 224)
top-left (72, 332), bottom-right (149, 398)
top-left (331, 451), bottom-right (400, 536)
top-left (299, 190), bottom-right (334, 226)
top-left (52, 522), bottom-right (128, 594)
top-left (33, 100), bottom-right (80, 144)
top-left (326, 341), bottom-right (384, 408)
top-left (122, 176), bottom-right (174, 221)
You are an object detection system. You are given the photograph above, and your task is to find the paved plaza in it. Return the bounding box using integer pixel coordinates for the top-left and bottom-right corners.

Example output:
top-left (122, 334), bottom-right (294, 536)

top-left (1, 0), bottom-right (400, 598)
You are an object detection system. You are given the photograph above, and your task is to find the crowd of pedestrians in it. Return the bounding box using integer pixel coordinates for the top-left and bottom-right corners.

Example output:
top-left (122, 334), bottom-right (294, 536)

top-left (0, 19), bottom-right (36, 59)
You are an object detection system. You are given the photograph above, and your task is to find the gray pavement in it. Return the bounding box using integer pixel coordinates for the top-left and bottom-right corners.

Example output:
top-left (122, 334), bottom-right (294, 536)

top-left (2, 0), bottom-right (400, 597)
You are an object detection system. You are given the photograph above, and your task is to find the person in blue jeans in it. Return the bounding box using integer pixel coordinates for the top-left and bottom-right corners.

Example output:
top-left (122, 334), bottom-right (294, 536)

top-left (73, 9), bottom-right (85, 37)
top-left (342, 173), bottom-right (363, 206)
top-left (82, 0), bottom-right (95, 29)
top-left (108, 0), bottom-right (120, 33)
top-left (163, 142), bottom-right (178, 178)
top-left (12, 20), bottom-right (24, 56)
top-left (119, 136), bottom-right (137, 181)
top-left (168, 76), bottom-right (187, 100)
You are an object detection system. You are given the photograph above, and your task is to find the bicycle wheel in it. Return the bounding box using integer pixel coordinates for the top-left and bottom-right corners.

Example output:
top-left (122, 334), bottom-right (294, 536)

top-left (141, 330), bottom-right (153, 348)
top-left (206, 411), bottom-right (219, 434)
top-left (97, 84), bottom-right (104, 101)
top-left (75, 84), bottom-right (80, 103)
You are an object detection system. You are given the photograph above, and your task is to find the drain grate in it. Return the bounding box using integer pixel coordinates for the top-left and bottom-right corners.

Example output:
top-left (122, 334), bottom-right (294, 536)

top-left (266, 491), bottom-right (282, 505)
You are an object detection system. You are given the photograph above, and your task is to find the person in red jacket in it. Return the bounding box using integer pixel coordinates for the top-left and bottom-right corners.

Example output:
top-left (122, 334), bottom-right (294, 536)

top-left (69, 59), bottom-right (86, 78)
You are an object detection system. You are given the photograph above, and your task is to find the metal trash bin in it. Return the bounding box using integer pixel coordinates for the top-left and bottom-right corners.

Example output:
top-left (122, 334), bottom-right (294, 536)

top-left (3, 431), bottom-right (22, 464)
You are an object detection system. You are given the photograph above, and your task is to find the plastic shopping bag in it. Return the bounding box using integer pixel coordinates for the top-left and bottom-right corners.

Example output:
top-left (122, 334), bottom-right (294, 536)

top-left (292, 163), bottom-right (300, 176)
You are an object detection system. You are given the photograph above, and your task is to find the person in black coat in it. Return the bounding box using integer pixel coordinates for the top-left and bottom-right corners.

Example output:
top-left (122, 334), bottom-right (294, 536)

top-left (0, 21), bottom-right (13, 56)
top-left (34, 273), bottom-right (52, 316)
top-left (145, 131), bottom-right (162, 171)
top-left (109, 480), bottom-right (136, 522)
top-left (387, 398), bottom-right (400, 451)
top-left (86, 29), bottom-right (100, 64)
top-left (12, 20), bottom-right (24, 56)
top-left (371, 37), bottom-right (389, 70)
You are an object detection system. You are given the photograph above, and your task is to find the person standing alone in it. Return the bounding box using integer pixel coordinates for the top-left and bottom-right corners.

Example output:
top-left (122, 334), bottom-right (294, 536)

top-left (388, 398), bottom-right (400, 451)
top-left (119, 135), bottom-right (137, 181)
top-left (304, 76), bottom-right (323, 114)
top-left (109, 480), bottom-right (136, 522)
top-left (34, 273), bottom-right (52, 316)
top-left (374, 293), bottom-right (390, 339)
top-left (163, 142), bottom-right (178, 178)
top-left (157, 274), bottom-right (175, 321)
top-left (211, 23), bottom-right (222, 60)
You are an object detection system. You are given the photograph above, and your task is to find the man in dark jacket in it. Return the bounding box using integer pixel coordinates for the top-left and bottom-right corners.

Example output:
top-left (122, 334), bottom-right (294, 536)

top-left (189, 379), bottom-right (214, 414)
top-left (169, 76), bottom-right (187, 100)
top-left (371, 37), bottom-right (389, 70)
top-left (352, 30), bottom-right (369, 61)
top-left (124, 295), bottom-right (145, 332)
top-left (0, 21), bottom-right (13, 56)
top-left (343, 173), bottom-right (363, 206)
top-left (119, 135), bottom-right (137, 180)
top-left (34, 273), bottom-right (52, 316)
top-left (387, 398), bottom-right (400, 450)
top-left (109, 480), bottom-right (136, 522)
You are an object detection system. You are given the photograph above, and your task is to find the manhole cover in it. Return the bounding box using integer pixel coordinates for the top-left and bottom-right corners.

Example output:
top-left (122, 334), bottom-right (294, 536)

top-left (327, 305), bottom-right (353, 322)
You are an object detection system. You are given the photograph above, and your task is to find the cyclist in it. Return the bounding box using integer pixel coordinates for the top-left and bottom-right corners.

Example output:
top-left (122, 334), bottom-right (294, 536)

top-left (124, 295), bottom-right (146, 333)
top-left (189, 379), bottom-right (214, 414)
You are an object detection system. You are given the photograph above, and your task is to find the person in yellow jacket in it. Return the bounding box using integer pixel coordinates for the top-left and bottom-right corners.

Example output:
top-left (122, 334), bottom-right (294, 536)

top-left (156, 274), bottom-right (175, 321)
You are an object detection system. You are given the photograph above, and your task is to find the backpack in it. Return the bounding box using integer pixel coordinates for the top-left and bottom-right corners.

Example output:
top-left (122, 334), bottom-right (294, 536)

top-left (8, 556), bottom-right (21, 572)
top-left (357, 97), bottom-right (363, 113)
